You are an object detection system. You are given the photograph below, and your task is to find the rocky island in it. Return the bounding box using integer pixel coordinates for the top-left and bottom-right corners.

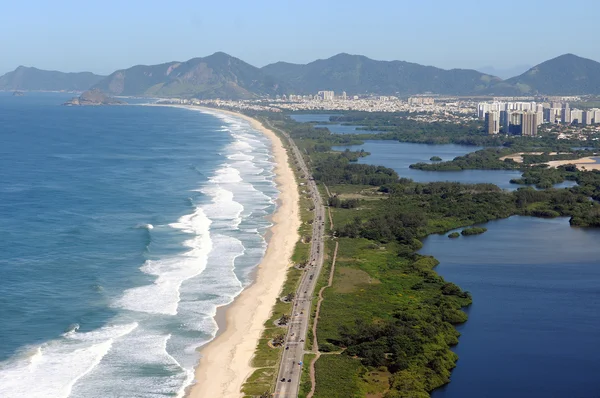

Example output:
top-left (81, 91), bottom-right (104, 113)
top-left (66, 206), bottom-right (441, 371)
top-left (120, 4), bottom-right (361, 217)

top-left (12, 91), bottom-right (24, 96)
top-left (63, 88), bottom-right (126, 106)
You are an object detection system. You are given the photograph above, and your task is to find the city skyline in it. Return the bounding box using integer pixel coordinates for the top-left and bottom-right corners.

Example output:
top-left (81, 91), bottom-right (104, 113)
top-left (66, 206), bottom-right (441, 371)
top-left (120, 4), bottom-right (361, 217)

top-left (1, 0), bottom-right (599, 76)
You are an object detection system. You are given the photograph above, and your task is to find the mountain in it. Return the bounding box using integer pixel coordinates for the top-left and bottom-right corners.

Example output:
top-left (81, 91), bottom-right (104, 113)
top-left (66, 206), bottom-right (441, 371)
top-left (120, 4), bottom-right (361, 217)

top-left (261, 53), bottom-right (501, 96)
top-left (0, 66), bottom-right (104, 91)
top-left (489, 54), bottom-right (600, 95)
top-left (93, 52), bottom-right (285, 99)
top-left (6, 53), bottom-right (600, 98)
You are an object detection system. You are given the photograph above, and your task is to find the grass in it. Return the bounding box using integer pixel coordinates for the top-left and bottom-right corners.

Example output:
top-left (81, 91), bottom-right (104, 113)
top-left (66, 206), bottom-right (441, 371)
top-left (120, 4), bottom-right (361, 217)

top-left (313, 355), bottom-right (366, 398)
top-left (298, 353), bottom-right (316, 398)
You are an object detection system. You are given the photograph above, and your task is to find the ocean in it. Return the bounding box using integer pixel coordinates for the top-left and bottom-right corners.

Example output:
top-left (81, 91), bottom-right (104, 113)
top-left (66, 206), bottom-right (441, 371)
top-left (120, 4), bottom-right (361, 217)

top-left (0, 93), bottom-right (278, 397)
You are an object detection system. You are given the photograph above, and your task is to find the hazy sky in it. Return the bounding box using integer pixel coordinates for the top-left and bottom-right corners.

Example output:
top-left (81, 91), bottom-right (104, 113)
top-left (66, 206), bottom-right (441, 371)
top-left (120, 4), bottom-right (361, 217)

top-left (1, 0), bottom-right (598, 76)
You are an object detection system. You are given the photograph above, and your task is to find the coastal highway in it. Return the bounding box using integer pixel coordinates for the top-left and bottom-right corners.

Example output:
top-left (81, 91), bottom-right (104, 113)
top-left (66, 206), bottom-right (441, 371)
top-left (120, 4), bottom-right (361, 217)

top-left (269, 121), bottom-right (326, 398)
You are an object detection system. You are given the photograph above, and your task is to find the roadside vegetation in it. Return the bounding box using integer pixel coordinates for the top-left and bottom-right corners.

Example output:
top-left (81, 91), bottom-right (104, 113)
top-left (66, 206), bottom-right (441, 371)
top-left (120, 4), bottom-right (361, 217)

top-left (234, 109), bottom-right (600, 397)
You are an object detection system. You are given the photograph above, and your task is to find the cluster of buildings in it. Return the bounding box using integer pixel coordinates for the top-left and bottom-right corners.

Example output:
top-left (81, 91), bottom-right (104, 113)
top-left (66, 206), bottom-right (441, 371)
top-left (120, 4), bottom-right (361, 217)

top-left (286, 91), bottom-right (350, 101)
top-left (478, 100), bottom-right (600, 135)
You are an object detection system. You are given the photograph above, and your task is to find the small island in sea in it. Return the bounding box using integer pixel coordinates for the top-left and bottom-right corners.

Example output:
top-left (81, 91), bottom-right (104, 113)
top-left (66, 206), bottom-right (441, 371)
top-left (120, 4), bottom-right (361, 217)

top-left (12, 91), bottom-right (24, 96)
top-left (448, 232), bottom-right (460, 238)
top-left (430, 155), bottom-right (443, 161)
top-left (63, 88), bottom-right (126, 106)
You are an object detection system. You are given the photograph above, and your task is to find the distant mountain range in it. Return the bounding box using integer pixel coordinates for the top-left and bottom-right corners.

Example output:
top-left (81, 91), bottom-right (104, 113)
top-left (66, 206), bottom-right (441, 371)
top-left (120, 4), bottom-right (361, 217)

top-left (261, 53), bottom-right (500, 95)
top-left (2, 53), bottom-right (600, 98)
top-left (0, 66), bottom-right (104, 91)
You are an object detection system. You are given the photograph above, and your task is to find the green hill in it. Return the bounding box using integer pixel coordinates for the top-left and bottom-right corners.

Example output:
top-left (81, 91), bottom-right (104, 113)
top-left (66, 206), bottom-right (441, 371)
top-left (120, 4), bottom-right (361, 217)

top-left (261, 53), bottom-right (501, 95)
top-left (93, 52), bottom-right (285, 99)
top-left (0, 66), bottom-right (104, 91)
top-left (488, 54), bottom-right (600, 95)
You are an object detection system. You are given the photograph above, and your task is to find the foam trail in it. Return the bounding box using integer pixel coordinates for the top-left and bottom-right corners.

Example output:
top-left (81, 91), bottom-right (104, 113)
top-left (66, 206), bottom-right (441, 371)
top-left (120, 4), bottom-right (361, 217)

top-left (115, 208), bottom-right (212, 315)
top-left (0, 323), bottom-right (138, 398)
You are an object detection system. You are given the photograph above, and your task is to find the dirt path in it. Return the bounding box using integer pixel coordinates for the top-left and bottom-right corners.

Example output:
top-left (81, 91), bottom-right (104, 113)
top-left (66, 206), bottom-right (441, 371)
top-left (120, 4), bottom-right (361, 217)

top-left (306, 240), bottom-right (339, 398)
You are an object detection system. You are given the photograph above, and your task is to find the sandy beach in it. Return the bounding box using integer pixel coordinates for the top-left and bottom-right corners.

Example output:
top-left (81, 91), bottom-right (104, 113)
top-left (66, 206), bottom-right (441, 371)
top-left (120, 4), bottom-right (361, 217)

top-left (499, 152), bottom-right (558, 163)
top-left (546, 156), bottom-right (600, 170)
top-left (159, 105), bottom-right (300, 397)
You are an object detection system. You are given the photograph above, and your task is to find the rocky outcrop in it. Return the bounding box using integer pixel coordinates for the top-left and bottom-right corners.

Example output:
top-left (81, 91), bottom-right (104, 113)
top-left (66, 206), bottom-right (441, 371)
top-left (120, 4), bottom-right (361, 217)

top-left (63, 89), bottom-right (126, 106)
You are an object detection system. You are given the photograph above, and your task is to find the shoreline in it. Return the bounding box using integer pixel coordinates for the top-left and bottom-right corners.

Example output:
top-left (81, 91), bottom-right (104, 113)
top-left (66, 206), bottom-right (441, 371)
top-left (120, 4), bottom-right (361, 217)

top-left (157, 104), bottom-right (300, 397)
top-left (546, 156), bottom-right (600, 170)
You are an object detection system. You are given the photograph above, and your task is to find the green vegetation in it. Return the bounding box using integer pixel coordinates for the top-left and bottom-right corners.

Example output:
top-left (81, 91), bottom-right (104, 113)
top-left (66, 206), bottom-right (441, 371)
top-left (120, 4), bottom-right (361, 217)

top-left (411, 148), bottom-right (518, 171)
top-left (461, 227), bottom-right (487, 236)
top-left (430, 156), bottom-right (442, 162)
top-left (448, 232), bottom-right (460, 239)
top-left (237, 111), bottom-right (600, 397)
top-left (510, 165), bottom-right (578, 189)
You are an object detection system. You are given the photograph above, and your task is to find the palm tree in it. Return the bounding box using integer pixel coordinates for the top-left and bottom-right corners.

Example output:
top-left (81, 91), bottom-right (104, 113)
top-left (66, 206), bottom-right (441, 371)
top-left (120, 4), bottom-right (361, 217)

top-left (278, 314), bottom-right (290, 326)
top-left (272, 334), bottom-right (285, 346)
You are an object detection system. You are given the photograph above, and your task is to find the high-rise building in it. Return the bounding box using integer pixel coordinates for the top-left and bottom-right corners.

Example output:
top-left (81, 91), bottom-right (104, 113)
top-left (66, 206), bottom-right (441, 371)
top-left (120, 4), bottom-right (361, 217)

top-left (562, 105), bottom-right (571, 124)
top-left (522, 111), bottom-right (538, 136)
top-left (593, 109), bottom-right (600, 124)
top-left (317, 90), bottom-right (335, 100)
top-left (485, 111), bottom-right (500, 134)
top-left (583, 110), bottom-right (596, 125)
top-left (342, 91), bottom-right (347, 100)
top-left (570, 109), bottom-right (583, 124)
top-left (536, 104), bottom-right (544, 126)
top-left (409, 97), bottom-right (434, 105)
top-left (509, 111), bottom-right (523, 135)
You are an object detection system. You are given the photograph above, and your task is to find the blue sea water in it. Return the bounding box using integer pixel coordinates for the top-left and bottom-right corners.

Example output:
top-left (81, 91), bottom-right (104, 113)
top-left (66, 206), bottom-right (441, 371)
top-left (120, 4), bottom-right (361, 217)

top-left (0, 93), bottom-right (278, 397)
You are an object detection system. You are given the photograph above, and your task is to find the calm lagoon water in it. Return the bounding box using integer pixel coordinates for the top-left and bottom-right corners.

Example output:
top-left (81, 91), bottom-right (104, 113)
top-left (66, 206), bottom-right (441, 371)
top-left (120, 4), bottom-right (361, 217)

top-left (313, 124), bottom-right (383, 135)
top-left (333, 140), bottom-right (578, 190)
top-left (289, 113), bottom-right (341, 123)
top-left (422, 217), bottom-right (600, 398)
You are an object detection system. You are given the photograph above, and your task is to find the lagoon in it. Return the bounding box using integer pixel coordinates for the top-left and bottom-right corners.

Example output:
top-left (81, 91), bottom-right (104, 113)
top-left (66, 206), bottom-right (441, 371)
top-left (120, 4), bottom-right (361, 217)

top-left (333, 140), bottom-right (524, 190)
top-left (422, 217), bottom-right (600, 398)
top-left (333, 140), bottom-right (578, 190)
top-left (314, 123), bottom-right (383, 135)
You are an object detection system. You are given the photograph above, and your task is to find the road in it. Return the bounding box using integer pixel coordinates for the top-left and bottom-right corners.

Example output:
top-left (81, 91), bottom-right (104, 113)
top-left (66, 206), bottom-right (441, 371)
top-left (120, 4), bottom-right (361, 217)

top-left (269, 121), bottom-right (326, 398)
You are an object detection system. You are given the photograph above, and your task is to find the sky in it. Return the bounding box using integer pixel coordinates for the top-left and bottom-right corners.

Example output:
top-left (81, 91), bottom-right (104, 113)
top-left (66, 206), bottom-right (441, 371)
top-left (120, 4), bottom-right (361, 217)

top-left (1, 0), bottom-right (599, 76)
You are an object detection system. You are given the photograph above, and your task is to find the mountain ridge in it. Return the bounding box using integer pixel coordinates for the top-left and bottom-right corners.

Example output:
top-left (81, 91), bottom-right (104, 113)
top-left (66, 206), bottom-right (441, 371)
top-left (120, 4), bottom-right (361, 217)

top-left (2, 52), bottom-right (600, 98)
top-left (92, 52), bottom-right (285, 99)
top-left (0, 66), bottom-right (105, 92)
top-left (261, 52), bottom-right (501, 95)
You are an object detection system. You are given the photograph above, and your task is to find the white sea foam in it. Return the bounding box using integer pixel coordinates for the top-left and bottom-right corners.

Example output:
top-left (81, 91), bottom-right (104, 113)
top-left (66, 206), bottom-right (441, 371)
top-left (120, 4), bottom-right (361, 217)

top-left (0, 323), bottom-right (137, 398)
top-left (228, 152), bottom-right (254, 161)
top-left (209, 165), bottom-right (243, 184)
top-left (116, 208), bottom-right (212, 315)
top-left (0, 108), bottom-right (279, 398)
